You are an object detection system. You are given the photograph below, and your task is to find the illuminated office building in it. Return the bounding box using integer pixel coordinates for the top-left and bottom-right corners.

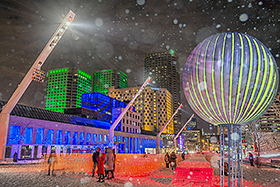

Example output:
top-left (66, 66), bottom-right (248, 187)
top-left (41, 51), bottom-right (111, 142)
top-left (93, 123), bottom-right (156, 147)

top-left (144, 51), bottom-right (181, 133)
top-left (45, 68), bottom-right (91, 113)
top-left (108, 86), bottom-right (173, 134)
top-left (81, 93), bottom-right (141, 134)
top-left (93, 69), bottom-right (127, 95)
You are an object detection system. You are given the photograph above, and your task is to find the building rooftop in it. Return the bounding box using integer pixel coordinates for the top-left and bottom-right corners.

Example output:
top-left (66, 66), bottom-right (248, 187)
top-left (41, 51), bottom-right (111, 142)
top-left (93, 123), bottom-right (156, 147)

top-left (0, 101), bottom-right (111, 129)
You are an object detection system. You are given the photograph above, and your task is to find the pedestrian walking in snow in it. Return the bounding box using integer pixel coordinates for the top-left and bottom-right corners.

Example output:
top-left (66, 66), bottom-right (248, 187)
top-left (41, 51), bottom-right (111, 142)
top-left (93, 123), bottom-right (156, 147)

top-left (97, 152), bottom-right (106, 182)
top-left (104, 148), bottom-right (115, 180)
top-left (249, 153), bottom-right (254, 167)
top-left (13, 152), bottom-right (18, 162)
top-left (181, 152), bottom-right (185, 160)
top-left (92, 147), bottom-right (101, 177)
top-left (169, 152), bottom-right (177, 170)
top-left (47, 150), bottom-right (57, 176)
top-left (164, 153), bottom-right (170, 168)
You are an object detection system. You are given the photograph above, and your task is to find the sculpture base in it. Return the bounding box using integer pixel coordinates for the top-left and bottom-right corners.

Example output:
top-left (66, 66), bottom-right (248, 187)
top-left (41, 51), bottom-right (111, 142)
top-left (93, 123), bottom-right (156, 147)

top-left (219, 124), bottom-right (243, 187)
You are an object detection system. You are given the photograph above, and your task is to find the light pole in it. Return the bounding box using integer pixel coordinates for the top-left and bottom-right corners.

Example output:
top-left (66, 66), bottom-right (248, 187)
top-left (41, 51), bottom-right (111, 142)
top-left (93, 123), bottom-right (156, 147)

top-left (0, 10), bottom-right (75, 160)
top-left (173, 114), bottom-right (194, 152)
top-left (156, 104), bottom-right (183, 154)
top-left (108, 77), bottom-right (151, 149)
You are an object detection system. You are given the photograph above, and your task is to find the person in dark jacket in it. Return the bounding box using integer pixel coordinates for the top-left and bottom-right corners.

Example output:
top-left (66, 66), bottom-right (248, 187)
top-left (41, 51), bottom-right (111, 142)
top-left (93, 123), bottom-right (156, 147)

top-left (164, 153), bottom-right (170, 168)
top-left (169, 152), bottom-right (177, 170)
top-left (249, 153), bottom-right (254, 167)
top-left (92, 147), bottom-right (101, 177)
top-left (13, 152), bottom-right (18, 162)
top-left (181, 152), bottom-right (185, 160)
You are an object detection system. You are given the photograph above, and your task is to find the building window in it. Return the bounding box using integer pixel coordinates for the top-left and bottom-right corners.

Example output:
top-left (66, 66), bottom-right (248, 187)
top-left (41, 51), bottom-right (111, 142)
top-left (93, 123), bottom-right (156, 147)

top-left (47, 129), bottom-right (54, 145)
top-left (73, 132), bottom-right (78, 145)
top-left (93, 134), bottom-right (97, 142)
top-left (65, 131), bottom-right (71, 145)
top-left (99, 134), bottom-right (103, 142)
top-left (56, 130), bottom-right (63, 145)
top-left (36, 128), bottom-right (44, 145)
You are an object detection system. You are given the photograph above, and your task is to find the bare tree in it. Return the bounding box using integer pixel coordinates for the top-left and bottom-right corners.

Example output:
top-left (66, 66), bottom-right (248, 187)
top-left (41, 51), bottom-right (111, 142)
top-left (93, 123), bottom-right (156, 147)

top-left (242, 119), bottom-right (262, 167)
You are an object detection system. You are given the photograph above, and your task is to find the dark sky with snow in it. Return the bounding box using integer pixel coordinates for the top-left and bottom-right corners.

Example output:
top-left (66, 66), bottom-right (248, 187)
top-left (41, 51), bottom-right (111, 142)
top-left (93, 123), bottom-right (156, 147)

top-left (0, 0), bottom-right (279, 131)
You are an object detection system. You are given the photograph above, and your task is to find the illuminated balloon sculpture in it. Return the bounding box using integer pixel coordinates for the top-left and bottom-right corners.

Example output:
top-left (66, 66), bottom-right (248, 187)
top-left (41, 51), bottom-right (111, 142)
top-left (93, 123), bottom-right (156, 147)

top-left (183, 32), bottom-right (278, 186)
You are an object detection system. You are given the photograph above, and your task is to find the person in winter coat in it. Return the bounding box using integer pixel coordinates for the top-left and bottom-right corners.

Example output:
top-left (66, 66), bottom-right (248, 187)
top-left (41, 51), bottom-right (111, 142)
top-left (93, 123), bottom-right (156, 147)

top-left (92, 147), bottom-right (101, 177)
top-left (249, 153), bottom-right (254, 167)
top-left (97, 152), bottom-right (106, 182)
top-left (169, 152), bottom-right (177, 170)
top-left (105, 148), bottom-right (115, 180)
top-left (13, 152), bottom-right (18, 162)
top-left (47, 150), bottom-right (57, 176)
top-left (164, 153), bottom-right (170, 168)
top-left (181, 152), bottom-right (185, 160)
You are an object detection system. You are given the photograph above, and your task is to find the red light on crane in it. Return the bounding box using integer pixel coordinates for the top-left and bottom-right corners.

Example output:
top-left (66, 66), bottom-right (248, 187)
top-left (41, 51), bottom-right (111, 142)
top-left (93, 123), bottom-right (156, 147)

top-left (180, 104), bottom-right (183, 108)
top-left (148, 80), bottom-right (151, 83)
top-left (69, 16), bottom-right (73, 22)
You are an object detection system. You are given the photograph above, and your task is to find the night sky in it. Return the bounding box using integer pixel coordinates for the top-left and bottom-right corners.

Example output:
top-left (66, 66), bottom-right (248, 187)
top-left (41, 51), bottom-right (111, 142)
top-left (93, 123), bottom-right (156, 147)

top-left (0, 0), bottom-right (279, 132)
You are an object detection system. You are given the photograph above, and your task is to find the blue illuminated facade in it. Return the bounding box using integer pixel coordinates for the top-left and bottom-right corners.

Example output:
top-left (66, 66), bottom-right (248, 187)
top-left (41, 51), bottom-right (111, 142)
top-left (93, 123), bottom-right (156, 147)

top-left (2, 100), bottom-right (162, 159)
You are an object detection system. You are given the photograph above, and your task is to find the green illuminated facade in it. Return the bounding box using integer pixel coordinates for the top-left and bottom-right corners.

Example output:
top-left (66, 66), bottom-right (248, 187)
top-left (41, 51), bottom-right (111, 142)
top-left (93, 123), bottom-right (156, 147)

top-left (46, 67), bottom-right (92, 113)
top-left (93, 69), bottom-right (127, 95)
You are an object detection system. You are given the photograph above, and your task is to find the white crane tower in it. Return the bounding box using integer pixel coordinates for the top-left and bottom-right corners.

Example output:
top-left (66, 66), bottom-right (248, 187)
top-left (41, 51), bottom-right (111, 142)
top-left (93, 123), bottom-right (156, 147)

top-left (0, 10), bottom-right (75, 160)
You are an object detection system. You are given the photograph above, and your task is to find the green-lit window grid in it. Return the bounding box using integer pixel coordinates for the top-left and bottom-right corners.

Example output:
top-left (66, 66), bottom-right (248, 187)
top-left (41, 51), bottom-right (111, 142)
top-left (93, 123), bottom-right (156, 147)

top-left (46, 70), bottom-right (68, 113)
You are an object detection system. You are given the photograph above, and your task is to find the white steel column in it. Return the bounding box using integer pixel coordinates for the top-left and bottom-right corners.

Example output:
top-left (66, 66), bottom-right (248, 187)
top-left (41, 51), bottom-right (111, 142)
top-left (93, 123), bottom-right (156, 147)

top-left (156, 104), bottom-right (183, 154)
top-left (0, 10), bottom-right (75, 160)
top-left (109, 77), bottom-right (151, 148)
top-left (173, 114), bottom-right (194, 151)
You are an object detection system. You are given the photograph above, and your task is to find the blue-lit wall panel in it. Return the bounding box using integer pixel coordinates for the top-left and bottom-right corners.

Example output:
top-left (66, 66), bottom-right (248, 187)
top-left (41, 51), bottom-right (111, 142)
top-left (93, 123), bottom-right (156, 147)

top-left (118, 136), bottom-right (121, 143)
top-left (160, 140), bottom-right (163, 148)
top-left (36, 128), bottom-right (44, 144)
top-left (130, 137), bottom-right (132, 153)
top-left (86, 133), bottom-right (91, 141)
top-left (93, 134), bottom-right (97, 142)
top-left (99, 134), bottom-right (103, 142)
top-left (56, 130), bottom-right (62, 145)
top-left (80, 132), bottom-right (85, 145)
top-left (73, 132), bottom-right (78, 145)
top-left (126, 137), bottom-right (129, 153)
top-left (114, 136), bottom-right (117, 142)
top-left (104, 134), bottom-right (108, 142)
top-left (24, 127), bottom-right (33, 144)
top-left (9, 125), bottom-right (20, 144)
top-left (47, 129), bottom-right (54, 144)
top-left (136, 138), bottom-right (138, 153)
top-left (65, 131), bottom-right (70, 145)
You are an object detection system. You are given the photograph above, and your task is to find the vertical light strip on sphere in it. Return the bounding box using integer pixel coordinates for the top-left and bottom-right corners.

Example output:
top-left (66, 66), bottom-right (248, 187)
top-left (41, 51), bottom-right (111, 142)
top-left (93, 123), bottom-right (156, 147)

top-left (235, 34), bottom-right (253, 123)
top-left (212, 34), bottom-right (226, 124)
top-left (237, 38), bottom-right (266, 124)
top-left (221, 34), bottom-right (229, 124)
top-left (236, 35), bottom-right (262, 123)
top-left (233, 33), bottom-right (244, 122)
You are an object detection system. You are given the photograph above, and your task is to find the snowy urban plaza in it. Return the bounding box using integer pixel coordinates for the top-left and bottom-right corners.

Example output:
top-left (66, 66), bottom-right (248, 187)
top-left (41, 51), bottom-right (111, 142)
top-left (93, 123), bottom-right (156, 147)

top-left (0, 0), bottom-right (280, 187)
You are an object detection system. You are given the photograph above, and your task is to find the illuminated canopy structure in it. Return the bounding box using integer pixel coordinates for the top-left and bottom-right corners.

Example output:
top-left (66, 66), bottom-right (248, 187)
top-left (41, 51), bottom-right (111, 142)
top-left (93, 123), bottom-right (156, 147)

top-left (183, 32), bottom-right (279, 186)
top-left (183, 32), bottom-right (279, 126)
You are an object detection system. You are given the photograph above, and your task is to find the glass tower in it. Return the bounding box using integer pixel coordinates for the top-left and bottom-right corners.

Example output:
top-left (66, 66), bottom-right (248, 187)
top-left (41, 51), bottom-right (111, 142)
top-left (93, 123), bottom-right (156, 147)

top-left (93, 69), bottom-right (127, 95)
top-left (45, 67), bottom-right (91, 113)
top-left (144, 51), bottom-right (181, 133)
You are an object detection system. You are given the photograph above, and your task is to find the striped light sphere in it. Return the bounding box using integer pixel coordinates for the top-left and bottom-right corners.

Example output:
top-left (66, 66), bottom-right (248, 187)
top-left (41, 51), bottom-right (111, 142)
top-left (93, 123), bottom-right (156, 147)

top-left (183, 32), bottom-right (279, 125)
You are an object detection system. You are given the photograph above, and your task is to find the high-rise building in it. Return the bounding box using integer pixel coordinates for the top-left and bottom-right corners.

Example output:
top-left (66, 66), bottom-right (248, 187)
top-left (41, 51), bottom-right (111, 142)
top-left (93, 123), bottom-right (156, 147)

top-left (259, 92), bottom-right (280, 132)
top-left (144, 51), bottom-right (181, 133)
top-left (93, 69), bottom-right (127, 95)
top-left (45, 67), bottom-right (92, 113)
top-left (108, 86), bottom-right (173, 134)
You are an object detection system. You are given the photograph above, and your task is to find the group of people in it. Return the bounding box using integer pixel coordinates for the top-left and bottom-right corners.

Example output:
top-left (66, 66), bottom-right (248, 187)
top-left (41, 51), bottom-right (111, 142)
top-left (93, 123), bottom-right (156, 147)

top-left (164, 152), bottom-right (177, 170)
top-left (92, 147), bottom-right (116, 183)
